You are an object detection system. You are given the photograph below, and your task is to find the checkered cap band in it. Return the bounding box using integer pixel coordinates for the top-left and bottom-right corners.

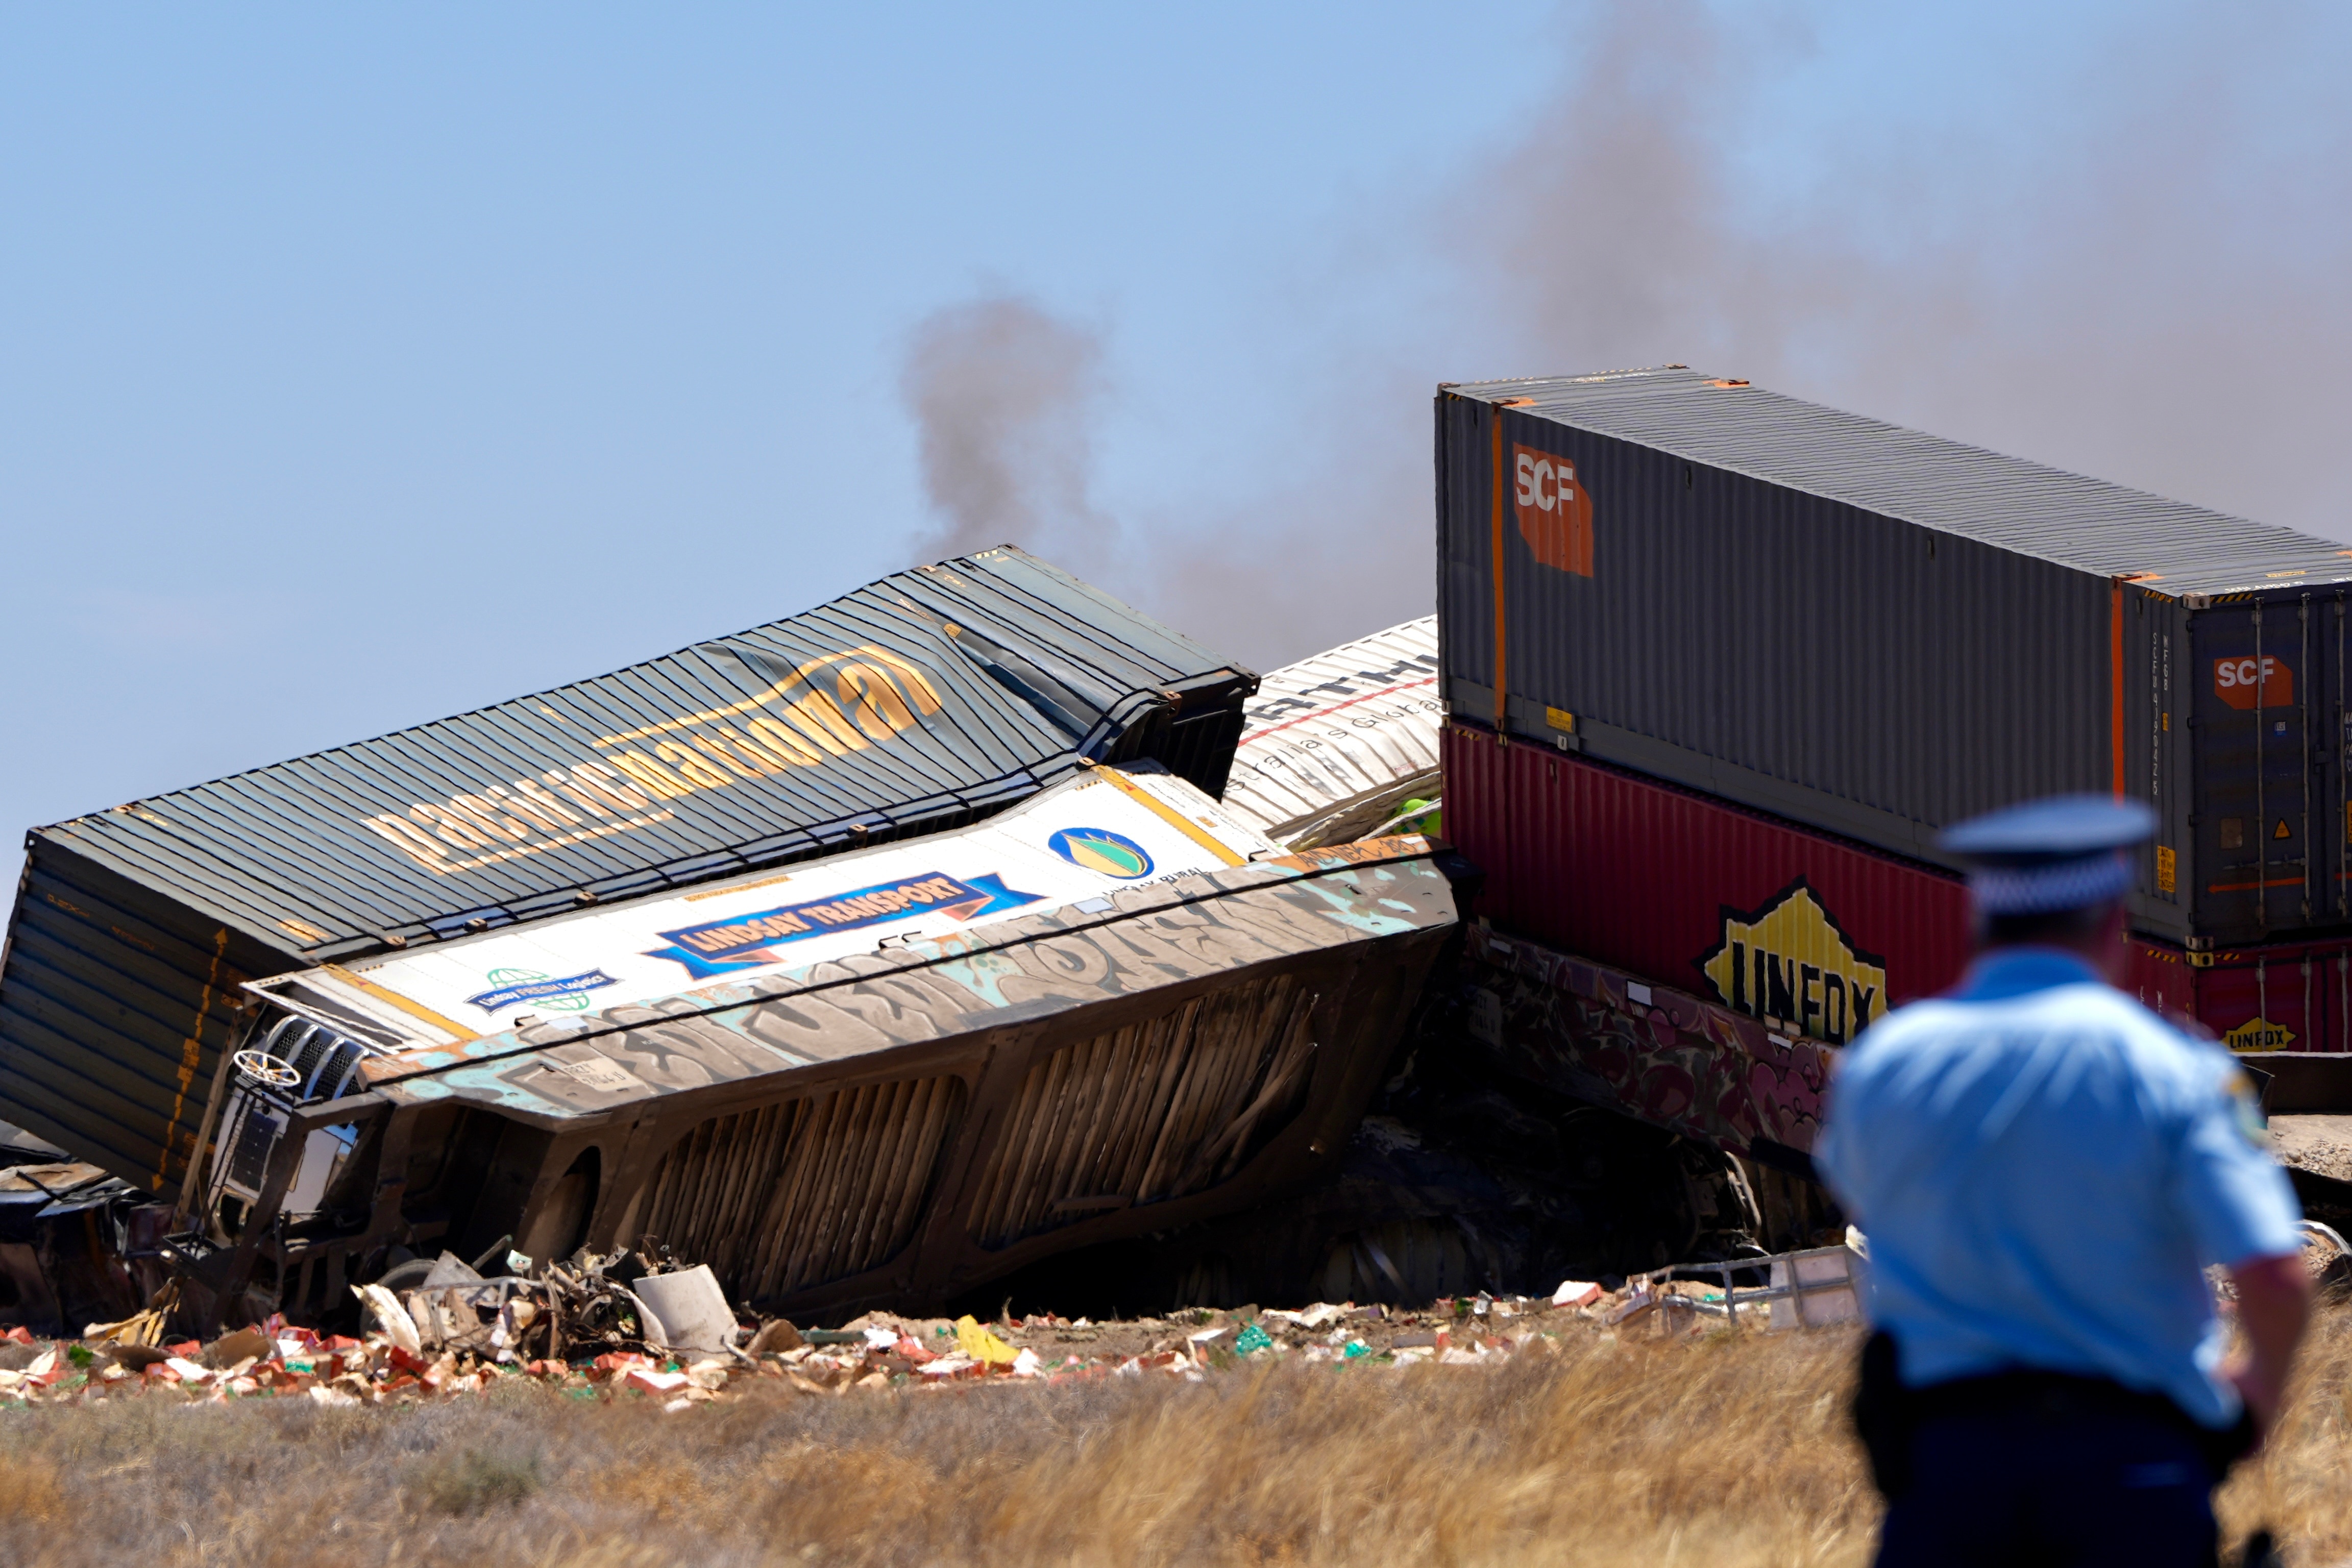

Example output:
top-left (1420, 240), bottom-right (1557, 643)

top-left (1968, 849), bottom-right (2134, 916)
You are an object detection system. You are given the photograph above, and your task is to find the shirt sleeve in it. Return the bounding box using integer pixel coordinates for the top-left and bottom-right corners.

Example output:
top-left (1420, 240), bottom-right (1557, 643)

top-left (2167, 1058), bottom-right (2305, 1268)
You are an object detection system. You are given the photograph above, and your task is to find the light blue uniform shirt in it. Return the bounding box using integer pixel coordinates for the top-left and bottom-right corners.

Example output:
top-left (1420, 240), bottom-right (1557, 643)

top-left (1814, 948), bottom-right (2303, 1427)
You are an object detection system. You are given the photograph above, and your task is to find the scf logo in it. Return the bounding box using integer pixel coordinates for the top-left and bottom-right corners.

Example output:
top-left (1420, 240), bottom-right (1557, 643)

top-left (2214, 655), bottom-right (2294, 710)
top-left (1511, 444), bottom-right (1594, 577)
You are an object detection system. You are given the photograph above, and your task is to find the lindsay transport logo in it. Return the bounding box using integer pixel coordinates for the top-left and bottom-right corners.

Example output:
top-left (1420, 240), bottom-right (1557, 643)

top-left (1696, 879), bottom-right (1887, 1045)
top-left (465, 968), bottom-right (620, 1015)
top-left (644, 870), bottom-right (1043, 980)
top-left (1046, 827), bottom-right (1155, 879)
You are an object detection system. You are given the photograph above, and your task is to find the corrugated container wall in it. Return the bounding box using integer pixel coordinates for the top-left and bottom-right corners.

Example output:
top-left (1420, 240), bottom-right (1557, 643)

top-left (1219, 616), bottom-right (1442, 847)
top-left (2126, 936), bottom-right (2352, 1058)
top-left (1442, 724), bottom-right (1972, 1031)
top-left (1443, 722), bottom-right (2352, 1052)
top-left (1436, 371), bottom-right (2352, 952)
top-left (0, 547), bottom-right (1255, 1191)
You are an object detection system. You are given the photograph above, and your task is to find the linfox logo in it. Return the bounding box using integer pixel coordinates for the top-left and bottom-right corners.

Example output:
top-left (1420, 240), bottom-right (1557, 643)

top-left (2214, 655), bottom-right (2294, 710)
top-left (2224, 1016), bottom-right (2296, 1052)
top-left (1697, 878), bottom-right (1886, 1046)
top-left (1512, 444), bottom-right (1594, 577)
top-left (359, 646), bottom-right (946, 877)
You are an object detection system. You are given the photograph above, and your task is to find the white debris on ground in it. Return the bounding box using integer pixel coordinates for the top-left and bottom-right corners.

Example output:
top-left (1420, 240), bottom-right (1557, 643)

top-left (0, 1265), bottom-right (1855, 1411)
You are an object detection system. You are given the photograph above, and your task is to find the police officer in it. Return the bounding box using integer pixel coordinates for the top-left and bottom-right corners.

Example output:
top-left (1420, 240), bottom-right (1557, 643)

top-left (1815, 795), bottom-right (2311, 1566)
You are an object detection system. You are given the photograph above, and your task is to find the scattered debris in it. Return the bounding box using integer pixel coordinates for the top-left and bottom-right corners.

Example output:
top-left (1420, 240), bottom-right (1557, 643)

top-left (1596, 1242), bottom-right (1868, 1336)
top-left (2301, 1220), bottom-right (2352, 1298)
top-left (954, 1314), bottom-right (1022, 1367)
top-left (631, 1266), bottom-right (738, 1357)
top-left (0, 1230), bottom-right (1892, 1411)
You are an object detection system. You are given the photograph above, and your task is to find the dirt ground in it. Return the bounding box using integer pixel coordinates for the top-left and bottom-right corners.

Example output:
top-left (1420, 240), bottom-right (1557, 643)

top-left (2, 1298), bottom-right (2346, 1567)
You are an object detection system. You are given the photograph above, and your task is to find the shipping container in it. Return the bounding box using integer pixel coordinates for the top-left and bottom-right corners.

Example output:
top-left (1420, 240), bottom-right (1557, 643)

top-left (1442, 720), bottom-right (2352, 1055)
top-left (1442, 721), bottom-right (1971, 1034)
top-left (224, 761), bottom-right (1292, 1072)
top-left (1, 548), bottom-right (1256, 1192)
top-left (2126, 935), bottom-right (2352, 1057)
top-left (1220, 616), bottom-right (1442, 848)
top-left (1436, 369), bottom-right (2352, 953)
top-left (164, 767), bottom-right (1459, 1329)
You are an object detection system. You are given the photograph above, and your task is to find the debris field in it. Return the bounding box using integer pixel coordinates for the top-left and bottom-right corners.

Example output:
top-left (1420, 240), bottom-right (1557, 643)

top-left (0, 1238), bottom-right (1773, 1415)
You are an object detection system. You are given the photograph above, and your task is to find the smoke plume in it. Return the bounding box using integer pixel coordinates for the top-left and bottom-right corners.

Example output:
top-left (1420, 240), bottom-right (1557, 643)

top-left (899, 293), bottom-right (1117, 576)
top-left (902, 2), bottom-right (2352, 669)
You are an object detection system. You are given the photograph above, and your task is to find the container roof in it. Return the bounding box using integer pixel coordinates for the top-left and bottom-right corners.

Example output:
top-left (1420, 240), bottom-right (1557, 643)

top-left (32, 548), bottom-right (1248, 960)
top-left (1450, 368), bottom-right (2352, 597)
top-left (1222, 616), bottom-right (1441, 845)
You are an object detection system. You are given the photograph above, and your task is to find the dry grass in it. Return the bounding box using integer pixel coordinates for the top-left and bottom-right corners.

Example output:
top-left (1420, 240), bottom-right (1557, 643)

top-left (1, 1310), bottom-right (2346, 1566)
top-left (2220, 1302), bottom-right (2352, 1563)
top-left (0, 1452), bottom-right (64, 1525)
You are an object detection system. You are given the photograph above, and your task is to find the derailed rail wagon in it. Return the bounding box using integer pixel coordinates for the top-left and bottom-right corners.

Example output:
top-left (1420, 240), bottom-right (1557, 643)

top-left (1219, 617), bottom-right (1442, 850)
top-left (0, 548), bottom-right (1254, 1199)
top-left (176, 766), bottom-right (1459, 1327)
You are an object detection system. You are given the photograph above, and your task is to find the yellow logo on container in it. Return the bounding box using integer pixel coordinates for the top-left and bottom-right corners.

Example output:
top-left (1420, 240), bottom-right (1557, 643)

top-left (357, 645), bottom-right (947, 878)
top-left (2223, 1016), bottom-right (2295, 1052)
top-left (1697, 879), bottom-right (1887, 1046)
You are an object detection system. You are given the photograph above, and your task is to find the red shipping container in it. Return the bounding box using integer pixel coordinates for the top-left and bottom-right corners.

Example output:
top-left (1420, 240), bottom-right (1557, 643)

top-left (1443, 720), bottom-right (2352, 1050)
top-left (2128, 937), bottom-right (2352, 1055)
top-left (1443, 721), bottom-right (1971, 1037)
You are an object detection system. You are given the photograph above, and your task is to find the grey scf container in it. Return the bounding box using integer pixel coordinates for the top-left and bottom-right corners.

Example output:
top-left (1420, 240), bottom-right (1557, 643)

top-left (1436, 368), bottom-right (2352, 953)
top-left (0, 547), bottom-right (1255, 1191)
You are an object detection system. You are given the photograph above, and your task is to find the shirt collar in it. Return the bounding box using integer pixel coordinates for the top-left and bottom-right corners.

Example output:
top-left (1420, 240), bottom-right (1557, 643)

top-left (1949, 947), bottom-right (2104, 1002)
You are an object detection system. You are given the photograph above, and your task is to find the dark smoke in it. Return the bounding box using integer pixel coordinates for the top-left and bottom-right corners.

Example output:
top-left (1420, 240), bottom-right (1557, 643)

top-left (899, 293), bottom-right (1117, 576)
top-left (902, 2), bottom-right (2352, 669)
top-left (1456, 0), bottom-right (2352, 537)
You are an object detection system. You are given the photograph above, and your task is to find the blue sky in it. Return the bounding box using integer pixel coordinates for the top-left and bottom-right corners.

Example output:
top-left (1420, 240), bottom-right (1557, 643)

top-left (5, 2), bottom-right (2351, 887)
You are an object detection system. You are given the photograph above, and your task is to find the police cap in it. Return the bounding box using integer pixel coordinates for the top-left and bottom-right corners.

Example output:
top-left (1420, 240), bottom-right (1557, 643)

top-left (1940, 794), bottom-right (2157, 916)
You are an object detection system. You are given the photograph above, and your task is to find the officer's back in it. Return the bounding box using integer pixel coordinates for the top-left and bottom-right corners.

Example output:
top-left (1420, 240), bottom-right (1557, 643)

top-left (1815, 795), bottom-right (2309, 1568)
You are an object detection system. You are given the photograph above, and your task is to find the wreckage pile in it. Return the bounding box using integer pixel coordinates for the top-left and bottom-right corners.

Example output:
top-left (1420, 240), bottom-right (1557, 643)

top-left (0, 1236), bottom-right (1876, 1412)
top-left (0, 1296), bottom-right (1656, 1413)
top-left (7, 1220), bottom-right (2343, 1415)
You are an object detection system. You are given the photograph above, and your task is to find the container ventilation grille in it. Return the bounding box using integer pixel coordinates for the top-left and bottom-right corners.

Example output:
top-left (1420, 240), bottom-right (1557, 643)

top-left (966, 973), bottom-right (1320, 1249)
top-left (637, 1074), bottom-right (966, 1303)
